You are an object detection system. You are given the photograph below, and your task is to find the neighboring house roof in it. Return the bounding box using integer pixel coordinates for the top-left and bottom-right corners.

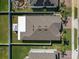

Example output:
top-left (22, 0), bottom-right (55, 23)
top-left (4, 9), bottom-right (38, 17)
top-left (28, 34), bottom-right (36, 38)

top-left (30, 0), bottom-right (59, 7)
top-left (18, 15), bottom-right (62, 40)
top-left (13, 0), bottom-right (59, 8)
top-left (24, 49), bottom-right (58, 59)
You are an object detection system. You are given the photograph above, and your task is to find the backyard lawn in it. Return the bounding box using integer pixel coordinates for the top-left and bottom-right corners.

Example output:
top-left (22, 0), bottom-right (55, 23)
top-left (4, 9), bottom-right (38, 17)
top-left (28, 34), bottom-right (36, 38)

top-left (0, 15), bottom-right (8, 43)
top-left (0, 46), bottom-right (8, 59)
top-left (0, 0), bottom-right (8, 11)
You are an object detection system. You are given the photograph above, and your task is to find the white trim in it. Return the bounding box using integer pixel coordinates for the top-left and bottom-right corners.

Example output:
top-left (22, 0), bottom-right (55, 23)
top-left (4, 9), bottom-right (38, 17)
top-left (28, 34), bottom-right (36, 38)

top-left (30, 49), bottom-right (57, 53)
top-left (18, 16), bottom-right (26, 40)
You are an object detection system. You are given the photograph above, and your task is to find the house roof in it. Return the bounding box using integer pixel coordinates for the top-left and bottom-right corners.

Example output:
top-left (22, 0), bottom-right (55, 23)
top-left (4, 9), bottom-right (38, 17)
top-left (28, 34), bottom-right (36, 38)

top-left (25, 49), bottom-right (57, 59)
top-left (30, 0), bottom-right (58, 7)
top-left (18, 15), bottom-right (62, 40)
top-left (13, 0), bottom-right (59, 8)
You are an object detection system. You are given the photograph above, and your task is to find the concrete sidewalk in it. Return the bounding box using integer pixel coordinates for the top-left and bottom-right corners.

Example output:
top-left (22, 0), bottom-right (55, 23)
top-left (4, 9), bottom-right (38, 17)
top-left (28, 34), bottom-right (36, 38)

top-left (72, 49), bottom-right (78, 59)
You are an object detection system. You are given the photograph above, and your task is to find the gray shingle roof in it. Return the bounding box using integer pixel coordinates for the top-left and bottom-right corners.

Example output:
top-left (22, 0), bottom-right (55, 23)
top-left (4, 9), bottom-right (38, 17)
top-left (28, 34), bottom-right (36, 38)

top-left (13, 0), bottom-right (59, 8)
top-left (25, 49), bottom-right (57, 59)
top-left (19, 15), bottom-right (62, 41)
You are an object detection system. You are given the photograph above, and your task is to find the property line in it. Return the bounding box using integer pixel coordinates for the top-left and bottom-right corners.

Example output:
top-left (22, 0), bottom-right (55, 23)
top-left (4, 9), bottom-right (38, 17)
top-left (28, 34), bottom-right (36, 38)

top-left (8, 0), bottom-right (12, 59)
top-left (0, 44), bottom-right (9, 46)
top-left (11, 40), bottom-right (52, 46)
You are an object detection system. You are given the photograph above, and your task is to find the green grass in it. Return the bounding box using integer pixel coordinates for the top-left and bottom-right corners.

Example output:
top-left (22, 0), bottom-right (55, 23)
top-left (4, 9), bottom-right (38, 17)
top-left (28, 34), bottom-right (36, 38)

top-left (63, 29), bottom-right (71, 50)
top-left (0, 15), bottom-right (8, 43)
top-left (60, 4), bottom-right (72, 18)
top-left (12, 8), bottom-right (33, 12)
top-left (52, 29), bottom-right (71, 50)
top-left (0, 46), bottom-right (8, 59)
top-left (12, 46), bottom-right (30, 59)
top-left (0, 0), bottom-right (8, 11)
top-left (74, 29), bottom-right (77, 49)
top-left (12, 8), bottom-right (57, 12)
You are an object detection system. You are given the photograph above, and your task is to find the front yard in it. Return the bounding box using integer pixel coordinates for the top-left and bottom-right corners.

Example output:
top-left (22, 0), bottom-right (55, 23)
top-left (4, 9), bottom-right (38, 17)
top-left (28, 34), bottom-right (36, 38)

top-left (52, 29), bottom-right (71, 51)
